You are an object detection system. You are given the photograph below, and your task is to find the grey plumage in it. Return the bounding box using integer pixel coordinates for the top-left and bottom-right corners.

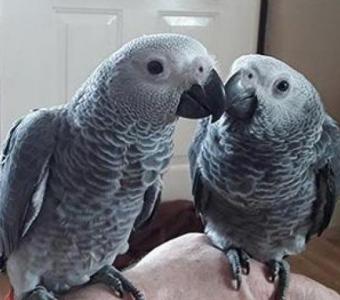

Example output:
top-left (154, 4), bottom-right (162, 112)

top-left (190, 54), bottom-right (340, 299)
top-left (0, 33), bottom-right (226, 299)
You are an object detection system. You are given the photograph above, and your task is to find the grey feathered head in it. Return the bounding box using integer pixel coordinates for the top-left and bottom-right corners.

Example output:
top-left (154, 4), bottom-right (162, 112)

top-left (77, 33), bottom-right (226, 125)
top-left (223, 54), bottom-right (324, 136)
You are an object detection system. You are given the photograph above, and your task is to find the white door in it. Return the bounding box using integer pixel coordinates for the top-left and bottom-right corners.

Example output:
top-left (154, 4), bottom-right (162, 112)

top-left (0, 0), bottom-right (261, 200)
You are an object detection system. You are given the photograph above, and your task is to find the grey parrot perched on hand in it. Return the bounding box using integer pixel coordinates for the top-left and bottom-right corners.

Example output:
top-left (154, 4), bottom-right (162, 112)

top-left (189, 54), bottom-right (340, 300)
top-left (0, 33), bottom-right (227, 300)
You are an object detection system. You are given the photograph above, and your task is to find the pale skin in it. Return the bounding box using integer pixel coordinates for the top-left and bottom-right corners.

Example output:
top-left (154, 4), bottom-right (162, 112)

top-left (63, 233), bottom-right (340, 300)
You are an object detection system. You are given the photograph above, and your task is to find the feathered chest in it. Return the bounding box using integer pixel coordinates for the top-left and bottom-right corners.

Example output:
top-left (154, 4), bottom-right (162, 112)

top-left (199, 129), bottom-right (318, 208)
top-left (49, 121), bottom-right (175, 204)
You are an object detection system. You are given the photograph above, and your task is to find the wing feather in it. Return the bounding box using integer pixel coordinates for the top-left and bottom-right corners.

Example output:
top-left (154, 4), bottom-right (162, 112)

top-left (0, 109), bottom-right (58, 261)
top-left (309, 115), bottom-right (340, 238)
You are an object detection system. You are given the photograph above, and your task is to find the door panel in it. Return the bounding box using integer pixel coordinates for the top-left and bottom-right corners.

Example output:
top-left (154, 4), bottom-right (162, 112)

top-left (54, 7), bottom-right (123, 100)
top-left (0, 0), bottom-right (261, 199)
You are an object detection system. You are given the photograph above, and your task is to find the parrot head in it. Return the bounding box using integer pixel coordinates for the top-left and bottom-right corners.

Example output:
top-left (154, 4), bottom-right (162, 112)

top-left (106, 33), bottom-right (226, 124)
top-left (223, 54), bottom-right (324, 135)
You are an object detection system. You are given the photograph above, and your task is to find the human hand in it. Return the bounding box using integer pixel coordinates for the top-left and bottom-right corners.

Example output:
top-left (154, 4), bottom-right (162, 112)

top-left (63, 233), bottom-right (340, 300)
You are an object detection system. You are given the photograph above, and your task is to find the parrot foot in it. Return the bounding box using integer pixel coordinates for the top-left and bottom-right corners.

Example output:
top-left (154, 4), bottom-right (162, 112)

top-left (266, 259), bottom-right (290, 300)
top-left (23, 286), bottom-right (57, 300)
top-left (223, 247), bottom-right (250, 290)
top-left (91, 265), bottom-right (145, 300)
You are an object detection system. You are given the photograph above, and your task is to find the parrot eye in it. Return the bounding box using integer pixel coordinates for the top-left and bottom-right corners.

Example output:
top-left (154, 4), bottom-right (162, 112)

top-left (274, 80), bottom-right (290, 93)
top-left (147, 60), bottom-right (164, 75)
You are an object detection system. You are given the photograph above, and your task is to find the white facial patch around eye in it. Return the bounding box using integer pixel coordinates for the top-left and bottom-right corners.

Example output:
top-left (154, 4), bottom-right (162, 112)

top-left (139, 54), bottom-right (172, 82)
top-left (272, 79), bottom-right (290, 98)
top-left (271, 72), bottom-right (292, 99)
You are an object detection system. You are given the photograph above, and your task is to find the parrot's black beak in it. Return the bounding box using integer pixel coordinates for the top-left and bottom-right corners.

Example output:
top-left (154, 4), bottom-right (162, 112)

top-left (176, 69), bottom-right (226, 123)
top-left (224, 70), bottom-right (258, 120)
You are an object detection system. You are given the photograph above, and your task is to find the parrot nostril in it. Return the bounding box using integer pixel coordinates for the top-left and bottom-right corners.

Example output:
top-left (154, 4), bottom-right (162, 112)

top-left (199, 66), bottom-right (204, 73)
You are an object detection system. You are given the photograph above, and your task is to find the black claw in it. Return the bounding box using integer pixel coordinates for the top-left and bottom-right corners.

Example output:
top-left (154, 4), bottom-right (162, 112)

top-left (23, 286), bottom-right (56, 300)
top-left (277, 261), bottom-right (290, 300)
top-left (217, 246), bottom-right (252, 292)
top-left (238, 249), bottom-right (250, 275)
top-left (120, 275), bottom-right (145, 300)
top-left (109, 275), bottom-right (124, 298)
top-left (266, 260), bottom-right (290, 300)
top-left (91, 265), bottom-right (144, 300)
top-left (222, 247), bottom-right (251, 290)
top-left (225, 248), bottom-right (242, 290)
top-left (114, 291), bottom-right (124, 299)
top-left (267, 260), bottom-right (280, 283)
top-left (242, 261), bottom-right (250, 275)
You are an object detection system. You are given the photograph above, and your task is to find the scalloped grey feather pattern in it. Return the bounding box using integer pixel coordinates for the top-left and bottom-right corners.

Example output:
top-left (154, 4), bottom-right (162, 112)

top-left (0, 41), bottom-right (178, 296)
top-left (189, 113), bottom-right (340, 262)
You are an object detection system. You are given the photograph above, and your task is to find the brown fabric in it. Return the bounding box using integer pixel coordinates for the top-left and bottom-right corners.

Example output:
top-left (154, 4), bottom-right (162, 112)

top-left (114, 200), bottom-right (203, 270)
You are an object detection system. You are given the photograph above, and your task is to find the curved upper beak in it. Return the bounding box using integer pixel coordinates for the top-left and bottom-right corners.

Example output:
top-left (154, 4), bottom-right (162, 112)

top-left (224, 70), bottom-right (258, 120)
top-left (176, 69), bottom-right (226, 123)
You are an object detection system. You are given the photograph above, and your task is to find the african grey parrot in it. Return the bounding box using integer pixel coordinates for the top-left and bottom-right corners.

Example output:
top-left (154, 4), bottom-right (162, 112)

top-left (0, 33), bottom-right (227, 300)
top-left (189, 54), bottom-right (340, 300)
